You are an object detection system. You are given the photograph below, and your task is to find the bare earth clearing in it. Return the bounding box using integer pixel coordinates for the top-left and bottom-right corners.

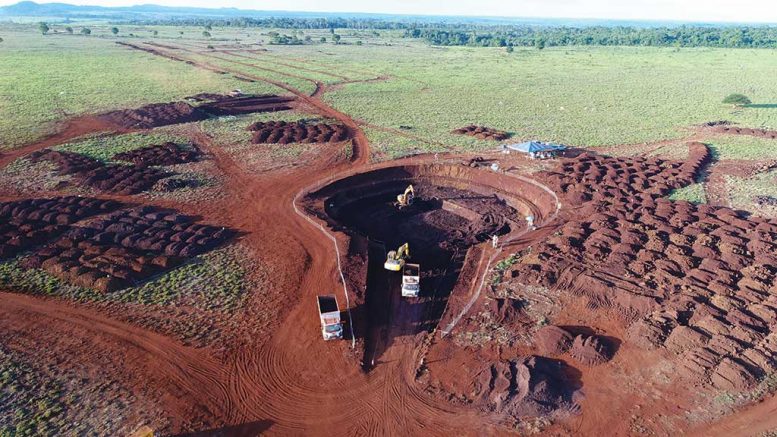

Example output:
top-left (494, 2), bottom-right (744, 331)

top-left (1, 41), bottom-right (776, 436)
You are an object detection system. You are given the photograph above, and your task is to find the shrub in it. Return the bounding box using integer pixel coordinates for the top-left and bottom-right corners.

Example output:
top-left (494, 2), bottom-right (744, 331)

top-left (202, 31), bottom-right (211, 38)
top-left (722, 93), bottom-right (752, 106)
top-left (111, 27), bottom-right (119, 35)
top-left (38, 22), bottom-right (49, 35)
top-left (80, 27), bottom-right (91, 35)
top-left (65, 27), bottom-right (73, 34)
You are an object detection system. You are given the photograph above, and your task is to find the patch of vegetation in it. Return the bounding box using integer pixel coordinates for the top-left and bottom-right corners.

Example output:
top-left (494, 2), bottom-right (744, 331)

top-left (0, 29), bottom-right (278, 149)
top-left (726, 170), bottom-right (777, 217)
top-left (668, 183), bottom-right (707, 204)
top-left (722, 93), bottom-right (752, 106)
top-left (491, 254), bottom-right (518, 286)
top-left (707, 135), bottom-right (777, 160)
top-left (0, 348), bottom-right (67, 437)
top-left (54, 130), bottom-right (188, 161)
top-left (0, 245), bottom-right (249, 311)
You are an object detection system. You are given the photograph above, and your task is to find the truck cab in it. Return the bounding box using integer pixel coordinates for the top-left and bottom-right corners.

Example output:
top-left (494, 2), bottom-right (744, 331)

top-left (317, 295), bottom-right (343, 340)
top-left (401, 263), bottom-right (420, 298)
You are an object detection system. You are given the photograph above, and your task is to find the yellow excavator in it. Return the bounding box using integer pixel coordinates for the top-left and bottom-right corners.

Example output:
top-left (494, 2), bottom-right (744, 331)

top-left (384, 243), bottom-right (410, 271)
top-left (395, 185), bottom-right (415, 209)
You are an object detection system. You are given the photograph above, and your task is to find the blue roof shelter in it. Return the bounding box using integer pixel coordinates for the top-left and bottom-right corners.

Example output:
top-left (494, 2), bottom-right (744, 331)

top-left (505, 141), bottom-right (566, 153)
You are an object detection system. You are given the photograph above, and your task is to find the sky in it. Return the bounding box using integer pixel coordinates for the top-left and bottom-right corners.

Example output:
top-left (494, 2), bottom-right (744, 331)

top-left (2, 0), bottom-right (777, 23)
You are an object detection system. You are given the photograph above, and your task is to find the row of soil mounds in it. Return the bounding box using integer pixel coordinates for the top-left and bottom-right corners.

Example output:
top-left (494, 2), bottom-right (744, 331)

top-left (0, 197), bottom-right (121, 260)
top-left (703, 121), bottom-right (777, 139)
top-left (96, 95), bottom-right (296, 130)
top-left (29, 150), bottom-right (171, 195)
top-left (452, 125), bottom-right (510, 141)
top-left (248, 120), bottom-right (351, 145)
top-left (507, 143), bottom-right (777, 391)
top-left (0, 198), bottom-right (236, 293)
top-left (112, 142), bottom-right (201, 167)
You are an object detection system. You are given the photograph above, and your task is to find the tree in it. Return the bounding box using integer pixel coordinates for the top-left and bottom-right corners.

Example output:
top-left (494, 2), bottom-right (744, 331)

top-left (38, 22), bottom-right (49, 35)
top-left (320, 37), bottom-right (326, 43)
top-left (204, 24), bottom-right (212, 31)
top-left (505, 45), bottom-right (514, 53)
top-left (0, 37), bottom-right (3, 44)
top-left (65, 26), bottom-right (73, 34)
top-left (333, 34), bottom-right (341, 43)
top-left (356, 40), bottom-right (363, 45)
top-left (80, 27), bottom-right (91, 35)
top-left (111, 27), bottom-right (119, 36)
top-left (722, 93), bottom-right (752, 106)
top-left (152, 30), bottom-right (159, 36)
top-left (534, 37), bottom-right (546, 50)
top-left (202, 31), bottom-right (211, 38)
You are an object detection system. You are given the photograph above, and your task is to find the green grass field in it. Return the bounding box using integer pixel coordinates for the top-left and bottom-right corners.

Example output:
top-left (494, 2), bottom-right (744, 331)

top-left (0, 27), bottom-right (279, 149)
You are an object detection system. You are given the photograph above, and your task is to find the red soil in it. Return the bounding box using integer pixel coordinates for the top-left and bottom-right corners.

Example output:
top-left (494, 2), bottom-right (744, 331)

top-left (452, 125), bottom-right (511, 141)
top-left (248, 120), bottom-right (351, 144)
top-left (3, 41), bottom-right (776, 437)
top-left (28, 149), bottom-right (171, 195)
top-left (113, 142), bottom-right (201, 167)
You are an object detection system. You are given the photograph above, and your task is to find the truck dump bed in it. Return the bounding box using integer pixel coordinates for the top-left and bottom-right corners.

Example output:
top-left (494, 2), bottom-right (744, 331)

top-left (318, 295), bottom-right (339, 314)
top-left (403, 264), bottom-right (420, 277)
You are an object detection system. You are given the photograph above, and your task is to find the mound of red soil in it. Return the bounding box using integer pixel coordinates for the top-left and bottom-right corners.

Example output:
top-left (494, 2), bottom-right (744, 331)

top-left (199, 95), bottom-right (295, 116)
top-left (534, 325), bottom-right (574, 355)
top-left (112, 142), bottom-right (200, 167)
top-left (709, 124), bottom-right (777, 139)
top-left (569, 335), bottom-right (611, 366)
top-left (28, 149), bottom-right (171, 195)
top-left (470, 356), bottom-right (579, 417)
top-left (507, 142), bottom-right (777, 391)
top-left (98, 102), bottom-right (209, 129)
top-left (0, 197), bottom-right (121, 260)
top-left (452, 125), bottom-right (510, 141)
top-left (248, 120), bottom-right (351, 144)
top-left (23, 206), bottom-right (235, 292)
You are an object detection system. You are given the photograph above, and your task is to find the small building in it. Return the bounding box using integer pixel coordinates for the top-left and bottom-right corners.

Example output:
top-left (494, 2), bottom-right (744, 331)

top-left (503, 141), bottom-right (567, 159)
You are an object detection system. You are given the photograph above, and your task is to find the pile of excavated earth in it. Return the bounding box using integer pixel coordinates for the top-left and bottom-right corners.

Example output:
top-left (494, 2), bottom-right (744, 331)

top-left (28, 149), bottom-right (171, 195)
top-left (501, 142), bottom-right (777, 391)
top-left (248, 120), bottom-right (351, 144)
top-left (96, 94), bottom-right (296, 129)
top-left (703, 121), bottom-right (777, 139)
top-left (1, 198), bottom-right (235, 292)
top-left (113, 142), bottom-right (201, 167)
top-left (452, 125), bottom-right (510, 141)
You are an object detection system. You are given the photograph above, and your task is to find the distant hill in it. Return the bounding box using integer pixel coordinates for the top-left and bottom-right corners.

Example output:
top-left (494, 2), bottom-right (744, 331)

top-left (0, 0), bottom-right (735, 27)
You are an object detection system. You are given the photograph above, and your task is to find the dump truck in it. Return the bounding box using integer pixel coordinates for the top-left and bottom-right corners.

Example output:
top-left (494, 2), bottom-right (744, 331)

top-left (401, 263), bottom-right (420, 297)
top-left (317, 295), bottom-right (343, 340)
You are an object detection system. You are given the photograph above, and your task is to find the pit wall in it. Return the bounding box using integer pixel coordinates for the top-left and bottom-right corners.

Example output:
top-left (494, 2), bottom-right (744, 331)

top-left (307, 163), bottom-right (558, 225)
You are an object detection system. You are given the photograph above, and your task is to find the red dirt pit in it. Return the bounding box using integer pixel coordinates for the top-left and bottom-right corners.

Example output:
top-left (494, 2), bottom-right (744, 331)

top-left (19, 204), bottom-right (235, 292)
top-left (28, 149), bottom-right (171, 195)
top-left (97, 101), bottom-right (209, 130)
top-left (249, 120), bottom-right (351, 144)
top-left (112, 142), bottom-right (201, 167)
top-left (452, 125), bottom-right (511, 141)
top-left (302, 163), bottom-right (558, 386)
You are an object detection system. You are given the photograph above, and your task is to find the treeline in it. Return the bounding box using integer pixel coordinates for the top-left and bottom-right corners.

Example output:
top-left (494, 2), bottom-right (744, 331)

top-left (407, 26), bottom-right (777, 48)
top-left (132, 17), bottom-right (412, 30)
top-left (132, 16), bottom-right (777, 48)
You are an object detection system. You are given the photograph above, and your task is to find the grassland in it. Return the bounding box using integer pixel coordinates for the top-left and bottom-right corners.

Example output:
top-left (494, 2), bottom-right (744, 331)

top-left (0, 26), bottom-right (279, 149)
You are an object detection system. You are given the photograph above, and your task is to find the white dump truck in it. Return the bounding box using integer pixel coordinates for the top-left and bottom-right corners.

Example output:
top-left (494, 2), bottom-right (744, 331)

top-left (317, 295), bottom-right (343, 340)
top-left (401, 263), bottom-right (420, 297)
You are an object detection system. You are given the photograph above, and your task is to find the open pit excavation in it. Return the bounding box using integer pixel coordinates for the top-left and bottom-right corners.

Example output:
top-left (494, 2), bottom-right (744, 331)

top-left (301, 163), bottom-right (559, 371)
